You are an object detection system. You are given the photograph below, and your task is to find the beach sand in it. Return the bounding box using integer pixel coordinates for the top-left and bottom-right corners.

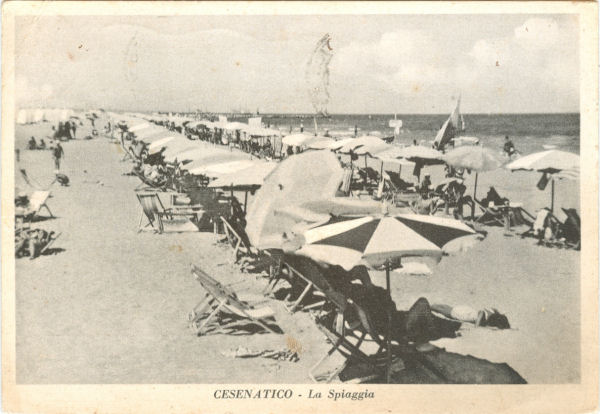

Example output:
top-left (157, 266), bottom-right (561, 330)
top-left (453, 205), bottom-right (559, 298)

top-left (14, 121), bottom-right (580, 384)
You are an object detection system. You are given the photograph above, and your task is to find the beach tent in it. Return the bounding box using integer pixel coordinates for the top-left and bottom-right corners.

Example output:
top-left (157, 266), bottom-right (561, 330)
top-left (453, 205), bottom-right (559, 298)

top-left (223, 122), bottom-right (248, 131)
top-left (17, 109), bottom-right (28, 124)
top-left (33, 109), bottom-right (45, 123)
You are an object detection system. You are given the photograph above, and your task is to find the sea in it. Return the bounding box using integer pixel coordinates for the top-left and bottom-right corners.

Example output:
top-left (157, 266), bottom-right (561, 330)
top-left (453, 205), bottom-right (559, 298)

top-left (253, 113), bottom-right (580, 156)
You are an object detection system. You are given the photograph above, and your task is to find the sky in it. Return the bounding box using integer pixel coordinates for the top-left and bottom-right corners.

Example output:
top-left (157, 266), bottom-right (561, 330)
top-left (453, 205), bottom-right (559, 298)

top-left (15, 14), bottom-right (579, 114)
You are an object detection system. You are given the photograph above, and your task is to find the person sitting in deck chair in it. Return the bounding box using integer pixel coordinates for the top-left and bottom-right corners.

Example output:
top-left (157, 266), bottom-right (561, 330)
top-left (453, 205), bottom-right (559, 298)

top-left (479, 186), bottom-right (509, 207)
top-left (418, 174), bottom-right (433, 198)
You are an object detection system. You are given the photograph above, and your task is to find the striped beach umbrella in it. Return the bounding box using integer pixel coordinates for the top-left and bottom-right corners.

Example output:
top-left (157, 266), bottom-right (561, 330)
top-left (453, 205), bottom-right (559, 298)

top-left (294, 213), bottom-right (477, 382)
top-left (296, 214), bottom-right (476, 271)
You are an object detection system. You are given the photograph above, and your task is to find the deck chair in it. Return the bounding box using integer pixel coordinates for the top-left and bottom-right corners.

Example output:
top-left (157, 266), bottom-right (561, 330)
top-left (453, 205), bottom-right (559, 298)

top-left (189, 264), bottom-right (281, 336)
top-left (474, 199), bottom-right (534, 229)
top-left (16, 191), bottom-right (53, 228)
top-left (220, 216), bottom-right (257, 261)
top-left (134, 170), bottom-right (168, 191)
top-left (136, 192), bottom-right (199, 233)
top-left (309, 299), bottom-right (391, 383)
top-left (560, 208), bottom-right (580, 249)
top-left (385, 170), bottom-right (415, 192)
top-left (279, 263), bottom-right (326, 313)
top-left (523, 208), bottom-right (579, 249)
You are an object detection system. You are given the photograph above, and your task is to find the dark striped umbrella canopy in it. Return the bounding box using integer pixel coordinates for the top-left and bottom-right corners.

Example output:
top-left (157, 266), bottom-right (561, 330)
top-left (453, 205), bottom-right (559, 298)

top-left (295, 214), bottom-right (477, 271)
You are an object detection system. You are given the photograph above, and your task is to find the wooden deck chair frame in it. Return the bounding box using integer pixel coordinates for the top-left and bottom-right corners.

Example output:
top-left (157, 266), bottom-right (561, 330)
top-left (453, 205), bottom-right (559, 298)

top-left (309, 300), bottom-right (390, 383)
top-left (281, 263), bottom-right (326, 313)
top-left (136, 192), bottom-right (198, 233)
top-left (473, 198), bottom-right (508, 226)
top-left (17, 191), bottom-right (54, 228)
top-left (189, 264), bottom-right (280, 336)
top-left (134, 171), bottom-right (168, 192)
top-left (220, 216), bottom-right (253, 261)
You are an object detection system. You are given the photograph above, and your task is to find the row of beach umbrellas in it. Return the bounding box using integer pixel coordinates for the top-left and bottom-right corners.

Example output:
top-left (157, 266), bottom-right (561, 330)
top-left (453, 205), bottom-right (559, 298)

top-left (118, 113), bottom-right (580, 212)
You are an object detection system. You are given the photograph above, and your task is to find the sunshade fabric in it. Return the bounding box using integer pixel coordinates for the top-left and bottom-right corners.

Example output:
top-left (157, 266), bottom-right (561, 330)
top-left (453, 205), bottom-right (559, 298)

top-left (505, 150), bottom-right (580, 174)
top-left (443, 146), bottom-right (503, 172)
top-left (208, 162), bottom-right (278, 188)
top-left (245, 151), bottom-right (344, 250)
top-left (296, 214), bottom-right (476, 270)
top-left (338, 136), bottom-right (387, 154)
top-left (282, 133), bottom-right (318, 147)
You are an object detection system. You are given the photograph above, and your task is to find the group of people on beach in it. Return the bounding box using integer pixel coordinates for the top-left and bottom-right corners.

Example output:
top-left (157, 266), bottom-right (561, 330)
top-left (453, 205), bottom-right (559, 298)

top-left (26, 134), bottom-right (65, 171)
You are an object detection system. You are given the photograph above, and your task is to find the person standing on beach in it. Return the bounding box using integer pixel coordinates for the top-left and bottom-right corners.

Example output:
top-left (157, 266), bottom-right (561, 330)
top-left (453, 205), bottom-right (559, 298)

top-left (71, 121), bottom-right (77, 139)
top-left (53, 142), bottom-right (64, 170)
top-left (503, 135), bottom-right (516, 158)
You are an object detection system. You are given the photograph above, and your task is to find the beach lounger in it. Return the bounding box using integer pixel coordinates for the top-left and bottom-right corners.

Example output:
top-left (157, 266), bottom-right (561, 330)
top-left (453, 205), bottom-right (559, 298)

top-left (136, 192), bottom-right (199, 233)
top-left (189, 264), bottom-right (281, 336)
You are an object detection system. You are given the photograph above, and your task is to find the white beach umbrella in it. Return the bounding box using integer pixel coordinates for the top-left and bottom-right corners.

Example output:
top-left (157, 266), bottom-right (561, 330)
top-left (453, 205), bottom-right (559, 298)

top-left (189, 159), bottom-right (256, 177)
top-left (307, 138), bottom-right (337, 150)
top-left (208, 162), bottom-right (278, 189)
top-left (282, 133), bottom-right (317, 147)
top-left (505, 150), bottom-right (579, 211)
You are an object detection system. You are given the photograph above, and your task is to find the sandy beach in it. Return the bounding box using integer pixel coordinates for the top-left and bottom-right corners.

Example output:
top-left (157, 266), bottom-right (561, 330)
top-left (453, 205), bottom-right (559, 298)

top-left (13, 120), bottom-right (580, 384)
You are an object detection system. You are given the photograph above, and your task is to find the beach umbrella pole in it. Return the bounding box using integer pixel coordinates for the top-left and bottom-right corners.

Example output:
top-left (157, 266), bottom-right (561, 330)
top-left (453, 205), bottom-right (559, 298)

top-left (551, 178), bottom-right (555, 212)
top-left (471, 172), bottom-right (478, 220)
top-left (386, 259), bottom-right (393, 383)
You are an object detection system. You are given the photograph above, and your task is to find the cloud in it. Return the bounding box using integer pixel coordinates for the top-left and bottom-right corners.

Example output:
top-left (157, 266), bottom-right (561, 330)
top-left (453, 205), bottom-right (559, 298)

top-left (14, 15), bottom-right (579, 113)
top-left (330, 17), bottom-right (578, 113)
